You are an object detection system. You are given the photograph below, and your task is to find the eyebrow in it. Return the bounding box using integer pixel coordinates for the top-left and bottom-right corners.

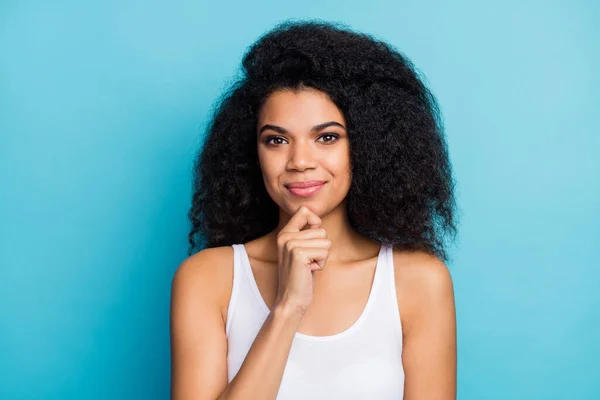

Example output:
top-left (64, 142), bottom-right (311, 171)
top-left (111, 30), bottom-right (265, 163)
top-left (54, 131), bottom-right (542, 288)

top-left (258, 121), bottom-right (346, 137)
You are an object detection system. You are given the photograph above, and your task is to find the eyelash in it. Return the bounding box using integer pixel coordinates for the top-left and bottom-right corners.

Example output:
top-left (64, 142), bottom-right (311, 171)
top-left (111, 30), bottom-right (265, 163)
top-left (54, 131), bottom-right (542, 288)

top-left (264, 134), bottom-right (340, 145)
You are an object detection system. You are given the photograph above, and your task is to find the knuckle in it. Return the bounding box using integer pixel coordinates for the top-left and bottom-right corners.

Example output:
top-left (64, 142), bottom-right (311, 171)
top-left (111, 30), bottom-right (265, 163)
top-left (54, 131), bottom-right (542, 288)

top-left (285, 240), bottom-right (294, 252)
top-left (290, 246), bottom-right (302, 258)
top-left (276, 234), bottom-right (286, 247)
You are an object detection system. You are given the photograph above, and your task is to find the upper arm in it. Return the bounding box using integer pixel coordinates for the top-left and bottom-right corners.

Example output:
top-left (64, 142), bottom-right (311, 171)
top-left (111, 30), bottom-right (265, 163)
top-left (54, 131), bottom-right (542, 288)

top-left (170, 247), bottom-right (233, 400)
top-left (395, 251), bottom-right (457, 400)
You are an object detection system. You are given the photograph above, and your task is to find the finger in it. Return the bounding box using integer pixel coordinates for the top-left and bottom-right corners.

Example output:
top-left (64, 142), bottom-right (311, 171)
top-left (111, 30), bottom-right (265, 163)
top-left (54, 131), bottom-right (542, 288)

top-left (290, 246), bottom-right (330, 270)
top-left (309, 250), bottom-right (330, 271)
top-left (277, 228), bottom-right (328, 265)
top-left (281, 205), bottom-right (321, 234)
top-left (282, 238), bottom-right (331, 266)
top-left (284, 238), bottom-right (332, 252)
top-left (277, 228), bottom-right (327, 247)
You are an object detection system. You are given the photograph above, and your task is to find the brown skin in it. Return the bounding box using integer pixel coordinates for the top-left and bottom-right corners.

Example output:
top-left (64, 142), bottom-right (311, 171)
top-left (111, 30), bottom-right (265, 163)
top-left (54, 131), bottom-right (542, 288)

top-left (170, 88), bottom-right (457, 399)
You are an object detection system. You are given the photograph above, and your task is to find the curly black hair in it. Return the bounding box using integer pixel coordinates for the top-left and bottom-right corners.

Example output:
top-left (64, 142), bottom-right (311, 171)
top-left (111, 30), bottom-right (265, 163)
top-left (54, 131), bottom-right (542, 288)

top-left (188, 19), bottom-right (459, 262)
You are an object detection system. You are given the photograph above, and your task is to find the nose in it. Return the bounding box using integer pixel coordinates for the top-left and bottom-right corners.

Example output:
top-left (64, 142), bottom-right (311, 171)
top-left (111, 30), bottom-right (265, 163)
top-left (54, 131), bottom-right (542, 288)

top-left (286, 139), bottom-right (317, 171)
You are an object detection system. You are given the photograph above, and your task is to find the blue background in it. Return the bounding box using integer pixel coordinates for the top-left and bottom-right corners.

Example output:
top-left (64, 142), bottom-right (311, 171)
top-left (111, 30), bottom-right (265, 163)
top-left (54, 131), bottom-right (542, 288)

top-left (1, 1), bottom-right (598, 399)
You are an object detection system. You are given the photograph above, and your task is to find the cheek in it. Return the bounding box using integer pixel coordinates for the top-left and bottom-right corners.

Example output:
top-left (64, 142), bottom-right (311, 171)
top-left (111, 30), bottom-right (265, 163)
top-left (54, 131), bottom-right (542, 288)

top-left (330, 151), bottom-right (351, 177)
top-left (261, 168), bottom-right (279, 189)
top-left (257, 153), bottom-right (284, 186)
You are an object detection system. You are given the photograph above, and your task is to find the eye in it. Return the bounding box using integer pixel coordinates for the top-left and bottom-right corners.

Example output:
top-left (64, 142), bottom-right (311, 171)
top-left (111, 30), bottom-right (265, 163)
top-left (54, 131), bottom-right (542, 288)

top-left (316, 133), bottom-right (340, 144)
top-left (264, 136), bottom-right (288, 145)
top-left (264, 134), bottom-right (340, 146)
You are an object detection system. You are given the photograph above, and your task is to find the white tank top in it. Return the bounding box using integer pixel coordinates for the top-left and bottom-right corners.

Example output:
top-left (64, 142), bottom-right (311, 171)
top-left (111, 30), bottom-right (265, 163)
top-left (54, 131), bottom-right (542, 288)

top-left (226, 243), bottom-right (405, 399)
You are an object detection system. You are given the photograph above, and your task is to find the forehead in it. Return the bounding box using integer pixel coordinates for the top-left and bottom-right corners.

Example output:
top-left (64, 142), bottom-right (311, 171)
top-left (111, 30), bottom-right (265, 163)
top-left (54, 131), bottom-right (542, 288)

top-left (258, 89), bottom-right (346, 128)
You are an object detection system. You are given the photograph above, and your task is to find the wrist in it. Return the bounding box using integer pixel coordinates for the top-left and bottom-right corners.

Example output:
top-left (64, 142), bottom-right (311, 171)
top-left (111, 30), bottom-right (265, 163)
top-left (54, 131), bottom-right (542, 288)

top-left (273, 298), bottom-right (306, 321)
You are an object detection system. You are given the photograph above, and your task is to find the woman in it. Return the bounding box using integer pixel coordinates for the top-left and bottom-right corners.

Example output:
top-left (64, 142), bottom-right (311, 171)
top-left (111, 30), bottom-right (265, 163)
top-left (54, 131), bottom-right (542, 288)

top-left (171, 20), bottom-right (458, 399)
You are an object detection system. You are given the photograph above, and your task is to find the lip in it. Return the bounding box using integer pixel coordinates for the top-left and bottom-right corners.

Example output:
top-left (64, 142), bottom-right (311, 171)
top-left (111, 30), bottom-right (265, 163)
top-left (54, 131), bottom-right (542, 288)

top-left (284, 181), bottom-right (327, 197)
top-left (284, 180), bottom-right (328, 188)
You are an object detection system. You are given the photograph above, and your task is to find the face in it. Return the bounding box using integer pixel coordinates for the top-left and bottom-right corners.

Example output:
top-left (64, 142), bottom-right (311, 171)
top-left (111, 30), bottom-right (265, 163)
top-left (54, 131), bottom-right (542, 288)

top-left (256, 88), bottom-right (351, 217)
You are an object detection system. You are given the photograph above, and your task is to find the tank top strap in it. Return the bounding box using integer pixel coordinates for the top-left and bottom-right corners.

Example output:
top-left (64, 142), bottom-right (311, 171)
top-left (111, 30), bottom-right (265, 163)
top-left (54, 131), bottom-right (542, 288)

top-left (381, 243), bottom-right (403, 341)
top-left (227, 244), bottom-right (271, 333)
top-left (226, 244), bottom-right (245, 334)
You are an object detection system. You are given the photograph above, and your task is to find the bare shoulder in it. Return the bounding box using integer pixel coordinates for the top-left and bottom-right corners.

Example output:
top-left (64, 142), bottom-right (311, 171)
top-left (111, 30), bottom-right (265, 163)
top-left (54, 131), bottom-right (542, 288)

top-left (170, 246), bottom-right (236, 398)
top-left (171, 245), bottom-right (235, 324)
top-left (392, 249), bottom-right (454, 294)
top-left (392, 249), bottom-right (456, 334)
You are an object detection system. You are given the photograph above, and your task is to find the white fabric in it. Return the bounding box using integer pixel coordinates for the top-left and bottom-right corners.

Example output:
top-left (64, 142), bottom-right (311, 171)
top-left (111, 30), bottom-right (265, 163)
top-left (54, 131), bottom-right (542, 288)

top-left (226, 243), bottom-right (405, 399)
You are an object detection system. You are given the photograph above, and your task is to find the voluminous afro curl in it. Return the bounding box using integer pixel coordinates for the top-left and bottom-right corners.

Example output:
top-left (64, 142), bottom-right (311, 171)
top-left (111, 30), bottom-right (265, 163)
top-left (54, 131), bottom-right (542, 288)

top-left (188, 19), bottom-right (459, 262)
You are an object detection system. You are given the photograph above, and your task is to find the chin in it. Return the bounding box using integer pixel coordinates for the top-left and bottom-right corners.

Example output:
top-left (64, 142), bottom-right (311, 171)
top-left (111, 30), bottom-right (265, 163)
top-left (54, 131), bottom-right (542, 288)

top-left (279, 201), bottom-right (322, 216)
